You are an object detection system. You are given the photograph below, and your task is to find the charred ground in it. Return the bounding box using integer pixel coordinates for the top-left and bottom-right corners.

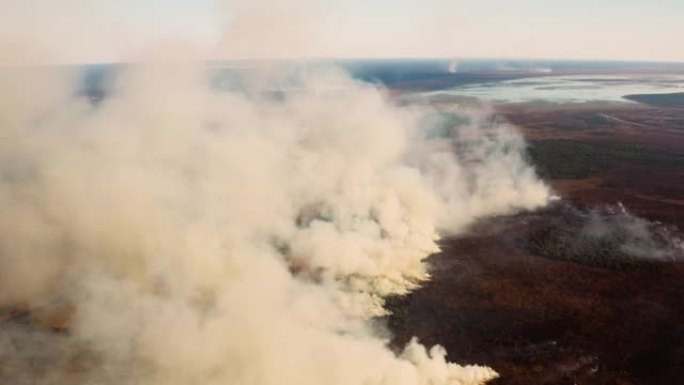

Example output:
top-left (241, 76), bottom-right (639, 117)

top-left (386, 206), bottom-right (684, 385)
top-left (386, 95), bottom-right (684, 384)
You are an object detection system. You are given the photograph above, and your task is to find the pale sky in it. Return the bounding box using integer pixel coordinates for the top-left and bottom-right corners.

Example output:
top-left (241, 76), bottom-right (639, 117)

top-left (1, 0), bottom-right (683, 64)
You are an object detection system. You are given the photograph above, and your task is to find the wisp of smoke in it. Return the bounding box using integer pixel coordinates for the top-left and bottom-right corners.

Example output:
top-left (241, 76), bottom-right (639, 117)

top-left (581, 203), bottom-right (684, 261)
top-left (527, 201), bottom-right (684, 269)
top-left (0, 60), bottom-right (550, 384)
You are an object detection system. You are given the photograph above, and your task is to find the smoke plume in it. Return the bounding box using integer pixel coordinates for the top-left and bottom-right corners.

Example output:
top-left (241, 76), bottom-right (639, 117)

top-left (527, 201), bottom-right (684, 270)
top-left (0, 58), bottom-right (550, 384)
top-left (581, 203), bottom-right (684, 262)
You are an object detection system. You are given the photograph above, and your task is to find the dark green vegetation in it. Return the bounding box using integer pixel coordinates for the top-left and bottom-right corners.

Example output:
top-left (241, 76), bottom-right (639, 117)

top-left (527, 139), bottom-right (684, 179)
top-left (624, 92), bottom-right (684, 108)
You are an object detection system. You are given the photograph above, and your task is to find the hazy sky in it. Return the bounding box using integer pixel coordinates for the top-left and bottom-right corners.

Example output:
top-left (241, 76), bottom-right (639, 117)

top-left (2, 0), bottom-right (683, 64)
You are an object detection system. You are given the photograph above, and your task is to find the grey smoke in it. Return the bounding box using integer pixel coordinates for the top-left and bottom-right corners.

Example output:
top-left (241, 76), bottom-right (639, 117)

top-left (581, 203), bottom-right (684, 262)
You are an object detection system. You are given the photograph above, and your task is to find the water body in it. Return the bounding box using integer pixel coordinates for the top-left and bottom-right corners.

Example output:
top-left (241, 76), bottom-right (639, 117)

top-left (420, 74), bottom-right (684, 104)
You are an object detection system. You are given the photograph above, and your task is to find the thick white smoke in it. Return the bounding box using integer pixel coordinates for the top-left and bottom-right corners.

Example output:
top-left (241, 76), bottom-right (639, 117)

top-left (0, 60), bottom-right (550, 384)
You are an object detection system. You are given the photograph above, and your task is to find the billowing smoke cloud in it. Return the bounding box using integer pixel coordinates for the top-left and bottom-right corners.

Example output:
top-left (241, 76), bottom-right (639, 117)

top-left (0, 58), bottom-right (549, 384)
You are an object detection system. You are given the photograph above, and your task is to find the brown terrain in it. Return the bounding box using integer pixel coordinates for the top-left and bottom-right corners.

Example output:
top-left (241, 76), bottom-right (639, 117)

top-left (387, 99), bottom-right (684, 384)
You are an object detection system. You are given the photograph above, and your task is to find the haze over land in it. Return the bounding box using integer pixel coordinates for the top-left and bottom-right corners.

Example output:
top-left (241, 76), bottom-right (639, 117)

top-left (2, 1), bottom-right (684, 385)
